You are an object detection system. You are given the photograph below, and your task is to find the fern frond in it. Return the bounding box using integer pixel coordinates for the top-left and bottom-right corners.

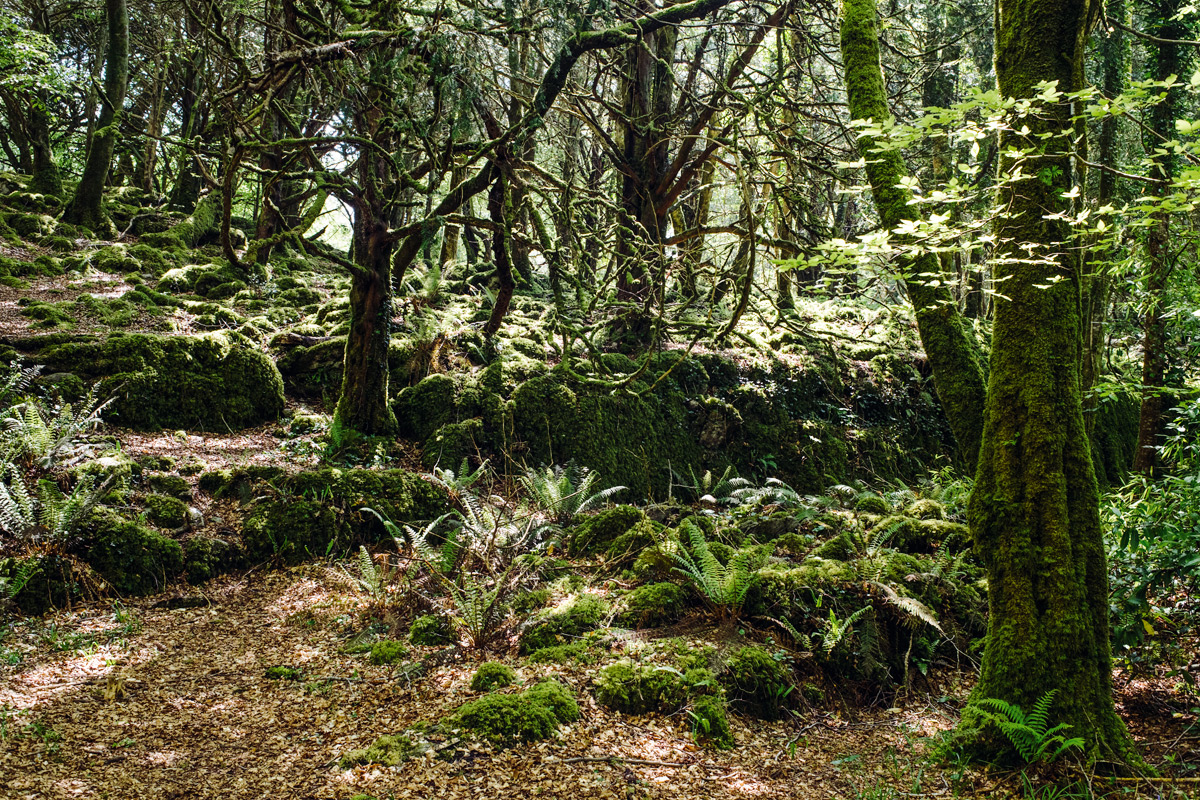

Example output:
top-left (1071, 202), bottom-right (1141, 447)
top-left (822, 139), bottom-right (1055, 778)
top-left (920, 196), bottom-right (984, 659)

top-left (869, 581), bottom-right (943, 632)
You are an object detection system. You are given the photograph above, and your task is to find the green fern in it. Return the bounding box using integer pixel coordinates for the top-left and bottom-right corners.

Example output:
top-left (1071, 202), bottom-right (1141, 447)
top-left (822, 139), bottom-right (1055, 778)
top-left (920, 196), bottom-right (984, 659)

top-left (432, 458), bottom-right (491, 498)
top-left (1, 388), bottom-right (115, 469)
top-left (0, 466), bottom-right (109, 541)
top-left (348, 545), bottom-right (395, 603)
top-left (673, 465), bottom-right (747, 504)
top-left (815, 606), bottom-right (872, 655)
top-left (0, 557), bottom-right (40, 600)
top-left (519, 460), bottom-right (625, 525)
top-left (973, 690), bottom-right (1085, 764)
top-left (730, 477), bottom-right (804, 508)
top-left (0, 361), bottom-right (39, 412)
top-left (670, 520), bottom-right (771, 618)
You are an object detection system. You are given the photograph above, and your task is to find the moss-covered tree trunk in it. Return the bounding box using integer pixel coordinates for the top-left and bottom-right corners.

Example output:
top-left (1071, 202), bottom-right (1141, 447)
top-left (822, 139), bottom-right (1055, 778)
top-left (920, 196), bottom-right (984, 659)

top-left (958, 0), bottom-right (1138, 764)
top-left (839, 0), bottom-right (986, 468)
top-left (333, 215), bottom-right (398, 439)
top-left (63, 0), bottom-right (128, 231)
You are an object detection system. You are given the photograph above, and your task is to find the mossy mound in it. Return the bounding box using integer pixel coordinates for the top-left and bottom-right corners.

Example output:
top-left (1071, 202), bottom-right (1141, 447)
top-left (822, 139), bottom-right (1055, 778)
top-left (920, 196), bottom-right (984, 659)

top-left (720, 646), bottom-right (795, 721)
top-left (470, 662), bottom-right (516, 692)
top-left (619, 582), bottom-right (688, 629)
top-left (87, 513), bottom-right (184, 596)
top-left (146, 494), bottom-right (188, 528)
top-left (873, 515), bottom-right (968, 553)
top-left (593, 660), bottom-right (691, 715)
top-left (519, 594), bottom-right (607, 654)
top-left (369, 640), bottom-right (409, 665)
top-left (525, 642), bottom-right (598, 665)
top-left (453, 680), bottom-right (579, 747)
top-left (2, 554), bottom-right (76, 615)
top-left (147, 473), bottom-right (190, 500)
top-left (339, 733), bottom-right (422, 768)
top-left (241, 499), bottom-right (343, 564)
top-left (690, 694), bottom-right (734, 748)
top-left (410, 614), bottom-right (453, 646)
top-left (34, 332), bottom-right (285, 431)
top-left (569, 505), bottom-right (644, 555)
top-left (183, 536), bottom-right (244, 584)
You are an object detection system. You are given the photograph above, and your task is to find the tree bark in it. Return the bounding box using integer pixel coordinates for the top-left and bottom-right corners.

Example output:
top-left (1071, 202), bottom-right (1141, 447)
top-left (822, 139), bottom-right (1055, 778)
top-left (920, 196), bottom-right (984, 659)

top-left (839, 0), bottom-right (987, 468)
top-left (957, 0), bottom-right (1138, 764)
top-left (64, 0), bottom-right (128, 231)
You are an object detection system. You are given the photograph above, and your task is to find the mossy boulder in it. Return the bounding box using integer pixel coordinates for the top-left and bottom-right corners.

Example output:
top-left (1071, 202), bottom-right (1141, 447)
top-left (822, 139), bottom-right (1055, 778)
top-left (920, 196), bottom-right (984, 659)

top-left (282, 468), bottom-right (448, 537)
top-left (619, 582), bottom-right (687, 629)
top-left (87, 513), bottom-right (184, 596)
top-left (410, 614), bottom-right (453, 646)
top-left (146, 494), bottom-right (188, 528)
top-left (873, 515), bottom-right (968, 553)
top-left (241, 499), bottom-right (344, 564)
top-left (854, 493), bottom-right (890, 514)
top-left (569, 505), bottom-right (644, 555)
top-left (453, 680), bottom-right (579, 747)
top-left (183, 536), bottom-right (243, 584)
top-left (147, 473), bottom-right (190, 500)
top-left (36, 332), bottom-right (285, 431)
top-left (593, 660), bottom-right (691, 715)
top-left (470, 662), bottom-right (516, 692)
top-left (394, 373), bottom-right (458, 441)
top-left (720, 646), bottom-right (795, 720)
top-left (519, 593), bottom-right (607, 654)
top-left (747, 559), bottom-right (856, 622)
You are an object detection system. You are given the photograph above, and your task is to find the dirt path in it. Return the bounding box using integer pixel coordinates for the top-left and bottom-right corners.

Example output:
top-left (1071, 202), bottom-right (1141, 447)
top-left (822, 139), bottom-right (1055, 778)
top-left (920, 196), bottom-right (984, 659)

top-left (0, 568), bottom-right (1192, 800)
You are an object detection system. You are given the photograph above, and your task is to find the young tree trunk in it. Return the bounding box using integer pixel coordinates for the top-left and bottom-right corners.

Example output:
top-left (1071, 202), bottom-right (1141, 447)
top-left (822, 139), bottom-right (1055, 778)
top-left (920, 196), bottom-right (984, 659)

top-left (64, 0), bottom-right (128, 231)
top-left (839, 0), bottom-right (987, 468)
top-left (957, 0), bottom-right (1138, 764)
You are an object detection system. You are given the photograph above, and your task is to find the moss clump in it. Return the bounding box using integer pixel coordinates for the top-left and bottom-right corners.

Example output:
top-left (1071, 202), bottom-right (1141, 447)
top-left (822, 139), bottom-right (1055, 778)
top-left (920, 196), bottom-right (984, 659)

top-left (874, 515), bottom-right (967, 553)
top-left (242, 499), bottom-right (344, 564)
top-left (904, 499), bottom-right (945, 521)
top-left (283, 468), bottom-right (448, 537)
top-left (369, 640), bottom-right (409, 665)
top-left (690, 695), bottom-right (734, 748)
top-left (720, 646), bottom-right (795, 721)
top-left (409, 614), bottom-right (452, 646)
top-left (526, 642), bottom-right (598, 665)
top-left (519, 594), bottom-right (607, 654)
top-left (147, 473), bottom-right (190, 500)
top-left (855, 493), bottom-right (890, 514)
top-left (394, 373), bottom-right (458, 441)
top-left (265, 666), bottom-right (303, 680)
top-left (184, 536), bottom-right (242, 584)
top-left (146, 494), bottom-right (188, 528)
top-left (19, 301), bottom-right (74, 329)
top-left (594, 660), bottom-right (690, 715)
top-left (339, 734), bottom-right (419, 768)
top-left (509, 588), bottom-right (551, 614)
top-left (619, 582), bottom-right (687, 629)
top-left (470, 662), bottom-right (516, 692)
top-left (37, 332), bottom-right (285, 431)
top-left (87, 513), bottom-right (184, 596)
top-left (569, 505), bottom-right (644, 555)
top-left (454, 680), bottom-right (579, 747)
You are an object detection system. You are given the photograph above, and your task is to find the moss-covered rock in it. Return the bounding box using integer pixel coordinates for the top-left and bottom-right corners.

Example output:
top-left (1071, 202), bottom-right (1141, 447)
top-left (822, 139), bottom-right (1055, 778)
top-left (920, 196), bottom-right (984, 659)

top-left (183, 536), bottom-right (243, 584)
top-left (146, 494), bottom-right (188, 528)
top-left (904, 499), bottom-right (945, 521)
top-left (525, 642), bottom-right (598, 665)
top-left (241, 499), bottom-right (344, 564)
top-left (747, 559), bottom-right (856, 623)
top-left (147, 473), bottom-right (190, 500)
top-left (594, 660), bottom-right (690, 715)
top-left (453, 680), bottom-right (579, 747)
top-left (394, 373), bottom-right (458, 441)
top-left (87, 513), bottom-right (184, 595)
top-left (569, 505), bottom-right (644, 555)
top-left (519, 593), bottom-right (607, 654)
top-left (470, 662), bottom-right (516, 692)
top-left (35, 332), bottom-right (285, 431)
top-left (2, 554), bottom-right (75, 615)
top-left (720, 646), bottom-right (795, 720)
top-left (873, 515), bottom-right (967, 553)
top-left (410, 614), bottom-right (453, 646)
top-left (690, 695), bottom-right (734, 748)
top-left (854, 493), bottom-right (890, 514)
top-left (619, 582), bottom-right (687, 629)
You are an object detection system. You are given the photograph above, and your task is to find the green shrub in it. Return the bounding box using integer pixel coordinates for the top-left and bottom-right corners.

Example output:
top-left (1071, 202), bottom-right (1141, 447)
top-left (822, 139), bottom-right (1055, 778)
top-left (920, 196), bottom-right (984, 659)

top-left (720, 646), bottom-right (795, 720)
top-left (518, 594), bottom-right (606, 654)
top-left (369, 640), bottom-right (408, 665)
top-left (453, 680), bottom-right (579, 747)
top-left (619, 582), bottom-right (687, 629)
top-left (409, 614), bottom-right (453, 646)
top-left (470, 662), bottom-right (517, 692)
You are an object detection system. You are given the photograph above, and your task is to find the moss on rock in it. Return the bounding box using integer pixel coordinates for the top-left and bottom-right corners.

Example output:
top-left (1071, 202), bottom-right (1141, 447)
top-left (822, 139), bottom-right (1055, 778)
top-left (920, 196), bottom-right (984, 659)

top-left (184, 536), bottom-right (243, 584)
top-left (453, 680), bottom-right (579, 747)
top-left (519, 594), bottom-right (607, 654)
top-left (37, 332), bottom-right (285, 431)
top-left (470, 662), bottom-right (516, 692)
top-left (619, 582), bottom-right (687, 629)
top-left (146, 494), bottom-right (188, 528)
top-left (241, 498), bottom-right (344, 564)
top-left (720, 646), bottom-right (795, 720)
top-left (569, 505), bottom-right (644, 555)
top-left (410, 614), bottom-right (453, 646)
top-left (87, 513), bottom-right (184, 595)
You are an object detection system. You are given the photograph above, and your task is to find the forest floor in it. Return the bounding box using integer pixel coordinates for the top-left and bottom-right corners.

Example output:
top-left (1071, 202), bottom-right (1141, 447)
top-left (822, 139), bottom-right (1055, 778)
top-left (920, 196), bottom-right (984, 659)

top-left (1, 565), bottom-right (1197, 800)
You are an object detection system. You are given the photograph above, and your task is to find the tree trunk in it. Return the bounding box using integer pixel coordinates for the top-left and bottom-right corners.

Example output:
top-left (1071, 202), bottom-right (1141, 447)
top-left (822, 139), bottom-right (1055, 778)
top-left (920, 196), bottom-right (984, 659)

top-left (64, 0), bottom-right (129, 231)
top-left (333, 215), bottom-right (398, 440)
top-left (958, 0), bottom-right (1138, 764)
top-left (839, 0), bottom-right (987, 468)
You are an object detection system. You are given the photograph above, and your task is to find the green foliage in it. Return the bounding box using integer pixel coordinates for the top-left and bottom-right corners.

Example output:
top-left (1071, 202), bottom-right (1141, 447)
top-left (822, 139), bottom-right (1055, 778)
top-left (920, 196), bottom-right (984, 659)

top-left (453, 680), bottom-right (579, 747)
top-left (689, 695), bottom-right (733, 749)
top-left (519, 460), bottom-right (626, 525)
top-left (0, 465), bottom-right (110, 542)
top-left (339, 734), bottom-right (418, 768)
top-left (347, 546), bottom-right (394, 604)
top-left (671, 520), bottom-right (771, 618)
top-left (525, 641), bottom-right (597, 665)
top-left (470, 662), bottom-right (516, 692)
top-left (265, 666), bottom-right (303, 681)
top-left (568, 505), bottom-right (644, 555)
top-left (1, 388), bottom-right (113, 469)
top-left (368, 640), bottom-right (408, 665)
top-left (972, 690), bottom-right (1085, 765)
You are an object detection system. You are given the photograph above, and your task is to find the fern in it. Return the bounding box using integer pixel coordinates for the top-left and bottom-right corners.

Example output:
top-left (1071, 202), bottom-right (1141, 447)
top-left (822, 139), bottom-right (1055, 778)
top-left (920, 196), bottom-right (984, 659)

top-left (869, 581), bottom-right (943, 633)
top-left (0, 557), bottom-right (40, 600)
top-left (673, 465), bottom-right (747, 504)
top-left (432, 458), bottom-right (491, 497)
top-left (0, 466), bottom-right (109, 541)
top-left (445, 564), bottom-right (518, 647)
top-left (0, 361), bottom-right (40, 412)
top-left (973, 690), bottom-right (1085, 764)
top-left (519, 460), bottom-right (626, 525)
top-left (730, 477), bottom-right (804, 508)
top-left (670, 520), bottom-right (771, 618)
top-left (347, 545), bottom-right (395, 603)
top-left (815, 606), bottom-right (872, 655)
top-left (1, 388), bottom-right (115, 468)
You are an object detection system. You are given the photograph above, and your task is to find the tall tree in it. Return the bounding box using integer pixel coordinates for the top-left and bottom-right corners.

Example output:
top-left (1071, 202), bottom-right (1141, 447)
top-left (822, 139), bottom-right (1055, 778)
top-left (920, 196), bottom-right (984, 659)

top-left (63, 0), bottom-right (129, 231)
top-left (957, 0), bottom-right (1138, 762)
top-left (839, 0), bottom-right (988, 468)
